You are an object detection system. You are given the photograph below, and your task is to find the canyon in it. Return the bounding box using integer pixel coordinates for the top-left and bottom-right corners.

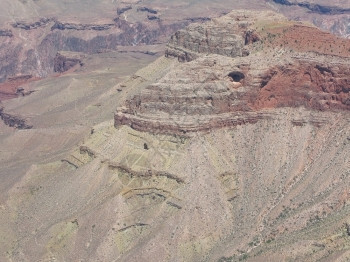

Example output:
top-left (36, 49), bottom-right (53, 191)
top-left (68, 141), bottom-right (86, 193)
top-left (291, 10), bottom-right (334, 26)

top-left (0, 2), bottom-right (349, 262)
top-left (0, 0), bottom-right (349, 102)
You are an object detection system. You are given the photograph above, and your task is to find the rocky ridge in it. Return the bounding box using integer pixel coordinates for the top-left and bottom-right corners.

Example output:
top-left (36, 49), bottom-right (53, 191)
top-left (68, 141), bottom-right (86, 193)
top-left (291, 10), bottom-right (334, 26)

top-left (115, 10), bottom-right (350, 135)
top-left (0, 0), bottom-right (348, 102)
top-left (11, 18), bottom-right (54, 30)
top-left (272, 0), bottom-right (350, 15)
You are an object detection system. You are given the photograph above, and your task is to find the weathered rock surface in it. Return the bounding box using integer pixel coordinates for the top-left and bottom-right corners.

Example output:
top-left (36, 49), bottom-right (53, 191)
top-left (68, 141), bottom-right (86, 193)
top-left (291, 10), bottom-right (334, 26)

top-left (116, 10), bottom-right (350, 135)
top-left (53, 52), bottom-right (84, 73)
top-left (165, 23), bottom-right (248, 62)
top-left (51, 22), bottom-right (115, 31)
top-left (0, 15), bottom-right (186, 85)
top-left (7, 109), bottom-right (349, 262)
top-left (272, 0), bottom-right (350, 15)
top-left (1, 4), bottom-right (350, 262)
top-left (0, 0), bottom-right (348, 88)
top-left (0, 107), bottom-right (32, 129)
top-left (12, 18), bottom-right (54, 30)
top-left (0, 29), bottom-right (13, 37)
top-left (271, 0), bottom-right (350, 38)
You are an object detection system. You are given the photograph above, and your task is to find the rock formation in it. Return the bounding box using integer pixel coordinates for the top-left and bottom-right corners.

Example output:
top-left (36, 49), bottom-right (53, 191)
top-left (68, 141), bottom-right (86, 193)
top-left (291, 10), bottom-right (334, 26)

top-left (272, 0), bottom-right (350, 15)
top-left (11, 18), bottom-right (54, 30)
top-left (115, 10), bottom-right (350, 135)
top-left (0, 0), bottom-right (348, 101)
top-left (51, 22), bottom-right (115, 31)
top-left (1, 5), bottom-right (350, 262)
top-left (53, 52), bottom-right (84, 73)
top-left (0, 106), bottom-right (32, 129)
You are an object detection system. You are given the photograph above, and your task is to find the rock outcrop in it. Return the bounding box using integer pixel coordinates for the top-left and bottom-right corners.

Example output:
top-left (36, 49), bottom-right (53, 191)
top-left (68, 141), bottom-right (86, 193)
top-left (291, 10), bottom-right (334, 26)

top-left (53, 52), bottom-right (84, 73)
top-left (11, 18), bottom-right (54, 30)
top-left (137, 7), bottom-right (158, 14)
top-left (0, 75), bottom-right (37, 101)
top-left (0, 13), bottom-right (188, 84)
top-left (51, 22), bottom-right (115, 31)
top-left (0, 29), bottom-right (13, 37)
top-left (0, 107), bottom-right (32, 129)
top-left (115, 10), bottom-right (350, 135)
top-left (165, 18), bottom-right (249, 62)
top-left (0, 0), bottom-right (348, 92)
top-left (272, 0), bottom-right (350, 15)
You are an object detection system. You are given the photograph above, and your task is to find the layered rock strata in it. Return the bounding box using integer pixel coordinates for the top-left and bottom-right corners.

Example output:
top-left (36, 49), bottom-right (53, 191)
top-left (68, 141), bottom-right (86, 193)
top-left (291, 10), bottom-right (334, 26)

top-left (115, 10), bottom-right (350, 135)
top-left (51, 22), bottom-right (115, 31)
top-left (12, 18), bottom-right (54, 30)
top-left (272, 0), bottom-right (350, 15)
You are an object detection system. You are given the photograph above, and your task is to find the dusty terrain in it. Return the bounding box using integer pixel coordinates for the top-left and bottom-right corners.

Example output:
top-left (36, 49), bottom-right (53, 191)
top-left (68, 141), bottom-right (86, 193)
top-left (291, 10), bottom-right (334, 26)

top-left (0, 3), bottom-right (349, 262)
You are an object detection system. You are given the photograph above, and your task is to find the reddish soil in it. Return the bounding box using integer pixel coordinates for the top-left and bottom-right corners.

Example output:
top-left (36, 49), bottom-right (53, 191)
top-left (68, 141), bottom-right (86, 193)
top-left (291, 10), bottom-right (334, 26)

top-left (252, 61), bottom-right (350, 111)
top-left (0, 75), bottom-right (39, 101)
top-left (266, 24), bottom-right (350, 57)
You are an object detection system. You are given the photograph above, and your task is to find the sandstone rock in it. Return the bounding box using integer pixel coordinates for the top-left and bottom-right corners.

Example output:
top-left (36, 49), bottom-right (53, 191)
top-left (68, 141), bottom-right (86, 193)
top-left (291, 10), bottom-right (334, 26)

top-left (116, 10), bottom-right (350, 135)
top-left (165, 20), bottom-right (247, 62)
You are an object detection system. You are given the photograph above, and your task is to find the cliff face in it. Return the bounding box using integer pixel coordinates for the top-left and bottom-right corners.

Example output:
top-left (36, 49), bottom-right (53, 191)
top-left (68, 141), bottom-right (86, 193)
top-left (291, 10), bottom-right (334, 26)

top-left (0, 17), bottom-right (185, 80)
top-left (53, 52), bottom-right (84, 73)
top-left (115, 10), bottom-right (350, 135)
top-left (272, 0), bottom-right (350, 15)
top-left (0, 19), bottom-right (186, 101)
top-left (253, 61), bottom-right (350, 110)
top-left (165, 22), bottom-right (248, 62)
top-left (0, 0), bottom-right (348, 102)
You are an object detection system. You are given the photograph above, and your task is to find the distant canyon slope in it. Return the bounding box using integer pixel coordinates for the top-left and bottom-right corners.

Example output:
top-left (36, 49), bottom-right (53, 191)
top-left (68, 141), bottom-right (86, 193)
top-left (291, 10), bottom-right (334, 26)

top-left (272, 0), bottom-right (350, 38)
top-left (0, 0), bottom-right (349, 101)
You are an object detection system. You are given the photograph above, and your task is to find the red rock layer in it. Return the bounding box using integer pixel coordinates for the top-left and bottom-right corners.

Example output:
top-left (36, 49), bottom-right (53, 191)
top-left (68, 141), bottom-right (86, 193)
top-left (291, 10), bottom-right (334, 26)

top-left (0, 75), bottom-right (38, 101)
top-left (115, 10), bottom-right (350, 135)
top-left (253, 61), bottom-right (350, 111)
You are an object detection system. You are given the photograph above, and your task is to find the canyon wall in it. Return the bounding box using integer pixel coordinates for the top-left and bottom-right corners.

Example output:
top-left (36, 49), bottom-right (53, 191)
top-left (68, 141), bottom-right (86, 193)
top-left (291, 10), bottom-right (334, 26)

top-left (115, 10), bottom-right (350, 135)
